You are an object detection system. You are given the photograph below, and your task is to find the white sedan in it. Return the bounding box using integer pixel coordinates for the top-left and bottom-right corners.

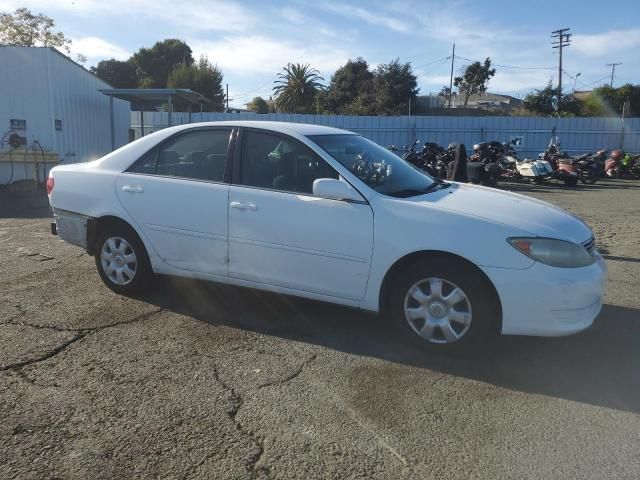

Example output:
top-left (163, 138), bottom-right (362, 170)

top-left (48, 121), bottom-right (607, 349)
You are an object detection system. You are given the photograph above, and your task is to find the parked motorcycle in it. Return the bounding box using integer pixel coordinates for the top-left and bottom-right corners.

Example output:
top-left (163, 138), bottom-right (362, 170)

top-left (606, 150), bottom-right (640, 178)
top-left (500, 139), bottom-right (553, 183)
top-left (468, 142), bottom-right (502, 187)
top-left (539, 138), bottom-right (581, 186)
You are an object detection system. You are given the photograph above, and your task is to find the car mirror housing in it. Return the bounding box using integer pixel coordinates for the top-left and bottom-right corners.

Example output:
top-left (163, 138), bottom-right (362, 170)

top-left (312, 178), bottom-right (364, 202)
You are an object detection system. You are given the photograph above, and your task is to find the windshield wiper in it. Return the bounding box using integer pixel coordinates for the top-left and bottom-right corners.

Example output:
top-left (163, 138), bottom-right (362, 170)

top-left (388, 181), bottom-right (449, 198)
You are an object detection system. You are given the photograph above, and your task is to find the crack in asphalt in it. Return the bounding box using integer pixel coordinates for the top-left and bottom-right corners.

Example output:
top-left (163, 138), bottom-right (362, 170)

top-left (0, 332), bottom-right (88, 372)
top-left (1, 307), bottom-right (163, 334)
top-left (209, 364), bottom-right (270, 480)
top-left (0, 308), bottom-right (164, 373)
top-left (257, 353), bottom-right (317, 389)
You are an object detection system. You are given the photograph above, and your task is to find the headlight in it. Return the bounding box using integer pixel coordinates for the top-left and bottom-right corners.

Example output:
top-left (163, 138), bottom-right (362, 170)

top-left (507, 237), bottom-right (595, 268)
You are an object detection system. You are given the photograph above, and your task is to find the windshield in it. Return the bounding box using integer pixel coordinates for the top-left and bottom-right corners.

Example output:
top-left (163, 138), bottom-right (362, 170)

top-left (308, 134), bottom-right (437, 197)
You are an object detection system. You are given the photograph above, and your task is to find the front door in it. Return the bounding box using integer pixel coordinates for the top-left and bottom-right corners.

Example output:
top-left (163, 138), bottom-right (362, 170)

top-left (228, 129), bottom-right (374, 301)
top-left (115, 128), bottom-right (232, 276)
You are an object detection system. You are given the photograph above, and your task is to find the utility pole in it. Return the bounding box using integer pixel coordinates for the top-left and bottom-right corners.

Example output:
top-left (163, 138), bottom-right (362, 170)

top-left (448, 43), bottom-right (455, 108)
top-left (606, 62), bottom-right (622, 87)
top-left (551, 28), bottom-right (571, 99)
top-left (226, 83), bottom-right (229, 111)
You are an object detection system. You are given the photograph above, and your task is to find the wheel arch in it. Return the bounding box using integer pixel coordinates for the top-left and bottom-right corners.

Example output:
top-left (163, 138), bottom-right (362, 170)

top-left (378, 250), bottom-right (503, 331)
top-left (86, 215), bottom-right (145, 257)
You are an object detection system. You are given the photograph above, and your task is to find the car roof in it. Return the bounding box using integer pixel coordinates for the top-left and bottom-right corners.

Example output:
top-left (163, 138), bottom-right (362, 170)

top-left (163, 121), bottom-right (354, 137)
top-left (88, 121), bottom-right (356, 173)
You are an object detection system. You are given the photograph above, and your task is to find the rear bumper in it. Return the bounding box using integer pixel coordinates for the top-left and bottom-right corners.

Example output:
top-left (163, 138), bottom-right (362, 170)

top-left (482, 254), bottom-right (608, 336)
top-left (51, 208), bottom-right (88, 248)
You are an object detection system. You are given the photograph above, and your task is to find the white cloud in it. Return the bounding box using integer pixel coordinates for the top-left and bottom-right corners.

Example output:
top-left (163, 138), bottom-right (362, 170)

top-left (71, 37), bottom-right (130, 61)
top-left (6, 0), bottom-right (256, 32)
top-left (573, 29), bottom-right (640, 57)
top-left (320, 2), bottom-right (409, 33)
top-left (280, 7), bottom-right (306, 25)
top-left (191, 35), bottom-right (351, 76)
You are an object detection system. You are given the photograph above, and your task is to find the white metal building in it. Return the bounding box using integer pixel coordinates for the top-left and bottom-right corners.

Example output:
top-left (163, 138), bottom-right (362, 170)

top-left (0, 46), bottom-right (130, 184)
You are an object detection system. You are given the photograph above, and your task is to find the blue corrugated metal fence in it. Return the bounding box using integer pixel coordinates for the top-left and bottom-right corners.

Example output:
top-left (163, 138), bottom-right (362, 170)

top-left (131, 112), bottom-right (640, 158)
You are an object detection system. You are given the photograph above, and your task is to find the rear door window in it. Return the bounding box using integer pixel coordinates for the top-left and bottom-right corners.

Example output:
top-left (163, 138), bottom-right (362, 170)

top-left (130, 129), bottom-right (232, 182)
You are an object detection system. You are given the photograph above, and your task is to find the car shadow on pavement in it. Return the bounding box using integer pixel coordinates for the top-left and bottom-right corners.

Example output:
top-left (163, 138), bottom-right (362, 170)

top-left (139, 276), bottom-right (640, 414)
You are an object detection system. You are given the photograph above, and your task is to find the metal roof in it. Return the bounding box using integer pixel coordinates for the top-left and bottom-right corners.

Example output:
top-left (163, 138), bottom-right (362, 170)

top-left (99, 88), bottom-right (210, 106)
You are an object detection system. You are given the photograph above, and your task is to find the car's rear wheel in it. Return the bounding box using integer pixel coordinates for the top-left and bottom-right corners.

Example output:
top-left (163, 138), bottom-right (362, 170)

top-left (95, 224), bottom-right (151, 294)
top-left (388, 258), bottom-right (498, 350)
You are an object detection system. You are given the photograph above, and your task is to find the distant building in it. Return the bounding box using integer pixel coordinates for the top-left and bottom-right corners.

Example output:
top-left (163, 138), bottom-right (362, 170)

top-left (439, 92), bottom-right (525, 111)
top-left (0, 46), bottom-right (129, 184)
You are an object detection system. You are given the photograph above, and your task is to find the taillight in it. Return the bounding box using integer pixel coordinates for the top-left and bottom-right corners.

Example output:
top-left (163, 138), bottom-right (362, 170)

top-left (46, 176), bottom-right (54, 196)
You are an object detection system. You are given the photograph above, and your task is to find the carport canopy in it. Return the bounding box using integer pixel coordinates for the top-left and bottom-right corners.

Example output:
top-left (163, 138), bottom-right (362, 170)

top-left (99, 88), bottom-right (210, 150)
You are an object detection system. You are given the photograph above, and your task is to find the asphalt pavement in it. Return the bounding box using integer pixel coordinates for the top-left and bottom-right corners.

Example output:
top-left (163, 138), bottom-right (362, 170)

top-left (1, 180), bottom-right (639, 479)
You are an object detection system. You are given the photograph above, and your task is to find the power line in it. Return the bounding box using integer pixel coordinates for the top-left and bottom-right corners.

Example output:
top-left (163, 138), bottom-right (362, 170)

top-left (414, 56), bottom-right (451, 70)
top-left (454, 55), bottom-right (554, 70)
top-left (231, 78), bottom-right (277, 100)
top-left (581, 75), bottom-right (612, 89)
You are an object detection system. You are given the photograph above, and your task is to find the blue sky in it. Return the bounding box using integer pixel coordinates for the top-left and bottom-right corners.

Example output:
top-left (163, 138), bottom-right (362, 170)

top-left (7, 0), bottom-right (640, 107)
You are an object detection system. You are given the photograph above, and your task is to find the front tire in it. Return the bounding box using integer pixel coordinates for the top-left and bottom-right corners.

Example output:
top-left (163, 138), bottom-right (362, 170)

top-left (388, 258), bottom-right (499, 350)
top-left (580, 170), bottom-right (597, 184)
top-left (564, 177), bottom-right (579, 186)
top-left (95, 224), bottom-right (152, 294)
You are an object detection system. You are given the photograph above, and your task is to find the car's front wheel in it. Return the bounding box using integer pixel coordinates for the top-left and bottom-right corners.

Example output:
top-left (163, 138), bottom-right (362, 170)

top-left (389, 258), bottom-right (498, 350)
top-left (95, 224), bottom-right (151, 294)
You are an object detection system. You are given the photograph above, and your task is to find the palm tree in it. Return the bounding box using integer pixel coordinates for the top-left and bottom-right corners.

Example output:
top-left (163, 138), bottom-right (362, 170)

top-left (272, 63), bottom-right (325, 113)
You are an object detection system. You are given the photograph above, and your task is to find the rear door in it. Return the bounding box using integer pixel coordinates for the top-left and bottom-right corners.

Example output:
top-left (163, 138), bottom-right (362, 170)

top-left (115, 127), bottom-right (233, 276)
top-left (228, 128), bottom-right (374, 301)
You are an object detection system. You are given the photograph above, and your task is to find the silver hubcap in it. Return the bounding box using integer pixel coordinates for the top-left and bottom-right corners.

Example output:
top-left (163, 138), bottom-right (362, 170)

top-left (403, 277), bottom-right (472, 344)
top-left (101, 237), bottom-right (137, 286)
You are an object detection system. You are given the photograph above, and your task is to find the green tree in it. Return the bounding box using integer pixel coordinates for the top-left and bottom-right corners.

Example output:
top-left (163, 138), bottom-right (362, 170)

top-left (273, 63), bottom-right (325, 113)
top-left (324, 58), bottom-right (376, 114)
top-left (132, 39), bottom-right (194, 88)
top-left (91, 59), bottom-right (138, 88)
top-left (0, 7), bottom-right (71, 53)
top-left (581, 84), bottom-right (640, 117)
top-left (373, 58), bottom-right (419, 115)
top-left (247, 96), bottom-right (269, 113)
top-left (524, 81), bottom-right (580, 116)
top-left (167, 56), bottom-right (225, 112)
top-left (454, 58), bottom-right (496, 107)
top-left (524, 81), bottom-right (557, 115)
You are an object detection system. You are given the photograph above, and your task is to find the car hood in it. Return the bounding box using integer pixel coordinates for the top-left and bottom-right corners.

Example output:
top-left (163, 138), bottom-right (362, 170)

top-left (410, 182), bottom-right (593, 243)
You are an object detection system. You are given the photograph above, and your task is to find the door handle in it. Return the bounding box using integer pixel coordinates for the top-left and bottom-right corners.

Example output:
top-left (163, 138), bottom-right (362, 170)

top-left (230, 201), bottom-right (257, 211)
top-left (122, 185), bottom-right (144, 193)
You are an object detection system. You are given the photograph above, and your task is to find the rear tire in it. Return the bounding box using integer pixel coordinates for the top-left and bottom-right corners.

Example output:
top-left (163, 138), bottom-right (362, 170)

top-left (580, 170), bottom-right (597, 184)
top-left (564, 177), bottom-right (579, 186)
top-left (94, 224), bottom-right (152, 295)
top-left (388, 257), bottom-right (499, 351)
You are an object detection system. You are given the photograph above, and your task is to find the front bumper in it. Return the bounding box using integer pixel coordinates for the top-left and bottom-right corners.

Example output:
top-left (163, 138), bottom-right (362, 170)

top-left (482, 253), bottom-right (608, 336)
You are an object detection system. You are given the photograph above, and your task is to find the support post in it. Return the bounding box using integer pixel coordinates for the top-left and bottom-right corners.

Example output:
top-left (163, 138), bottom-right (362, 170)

top-left (188, 104), bottom-right (192, 123)
top-left (448, 43), bottom-right (455, 109)
top-left (140, 110), bottom-right (145, 138)
top-left (109, 96), bottom-right (115, 151)
top-left (168, 95), bottom-right (173, 127)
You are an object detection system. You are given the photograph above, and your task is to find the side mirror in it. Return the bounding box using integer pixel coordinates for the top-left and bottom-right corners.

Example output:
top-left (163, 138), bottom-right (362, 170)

top-left (312, 178), bottom-right (364, 202)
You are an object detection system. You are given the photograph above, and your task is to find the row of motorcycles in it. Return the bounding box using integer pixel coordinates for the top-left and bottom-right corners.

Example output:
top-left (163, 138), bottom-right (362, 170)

top-left (390, 136), bottom-right (640, 187)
